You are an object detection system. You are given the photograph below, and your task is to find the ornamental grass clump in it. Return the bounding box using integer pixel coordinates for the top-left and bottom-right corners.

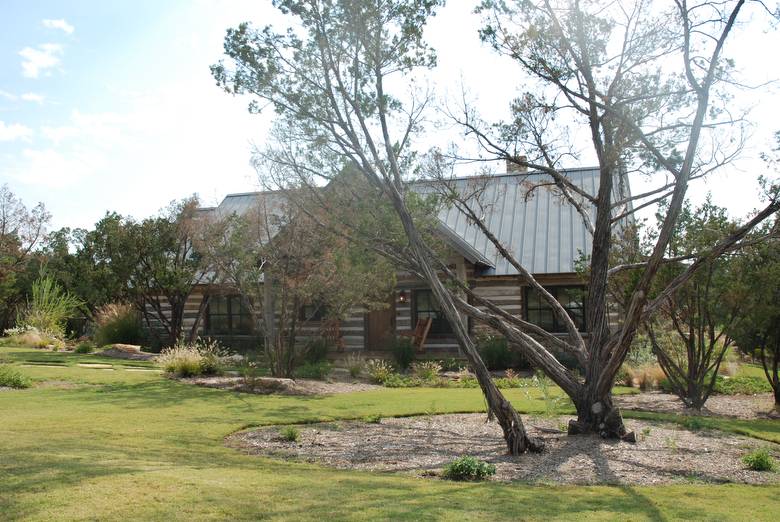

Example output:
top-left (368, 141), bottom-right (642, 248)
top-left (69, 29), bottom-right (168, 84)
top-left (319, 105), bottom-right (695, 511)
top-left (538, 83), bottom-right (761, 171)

top-left (279, 426), bottom-right (300, 442)
top-left (411, 360), bottom-right (442, 382)
top-left (157, 338), bottom-right (226, 377)
top-left (93, 302), bottom-right (142, 346)
top-left (365, 359), bottom-right (394, 384)
top-left (19, 275), bottom-right (82, 341)
top-left (442, 456), bottom-right (496, 481)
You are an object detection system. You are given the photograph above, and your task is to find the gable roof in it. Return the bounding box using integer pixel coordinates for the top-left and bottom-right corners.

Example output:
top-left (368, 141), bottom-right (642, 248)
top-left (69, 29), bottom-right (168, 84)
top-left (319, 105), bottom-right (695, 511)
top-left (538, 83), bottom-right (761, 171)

top-left (206, 167), bottom-right (618, 277)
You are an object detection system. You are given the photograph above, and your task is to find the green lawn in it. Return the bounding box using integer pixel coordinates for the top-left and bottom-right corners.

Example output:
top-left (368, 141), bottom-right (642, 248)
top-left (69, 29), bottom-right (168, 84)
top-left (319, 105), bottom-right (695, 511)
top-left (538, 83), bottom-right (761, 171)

top-left (1, 346), bottom-right (778, 521)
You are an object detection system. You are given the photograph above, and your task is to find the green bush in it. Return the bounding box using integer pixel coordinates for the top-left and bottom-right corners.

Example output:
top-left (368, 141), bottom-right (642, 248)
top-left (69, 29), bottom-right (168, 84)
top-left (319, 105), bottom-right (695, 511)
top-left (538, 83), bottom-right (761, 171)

top-left (303, 337), bottom-right (332, 364)
top-left (0, 365), bottom-right (32, 389)
top-left (2, 326), bottom-right (64, 349)
top-left (93, 303), bottom-right (142, 346)
top-left (476, 335), bottom-right (512, 370)
top-left (442, 456), bottom-right (496, 481)
top-left (713, 376), bottom-right (772, 395)
top-left (682, 416), bottom-right (704, 431)
top-left (295, 361), bottom-right (332, 380)
top-left (157, 339), bottom-right (225, 377)
top-left (391, 337), bottom-right (414, 370)
top-left (363, 414), bottom-right (382, 424)
top-left (742, 448), bottom-right (776, 471)
top-left (279, 426), bottom-right (300, 442)
top-left (74, 342), bottom-right (94, 354)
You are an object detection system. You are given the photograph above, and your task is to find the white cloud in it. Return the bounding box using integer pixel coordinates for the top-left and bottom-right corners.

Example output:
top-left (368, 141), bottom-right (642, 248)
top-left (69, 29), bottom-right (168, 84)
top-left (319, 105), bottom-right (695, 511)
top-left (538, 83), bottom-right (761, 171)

top-left (0, 90), bottom-right (17, 101)
top-left (41, 125), bottom-right (79, 144)
top-left (42, 19), bottom-right (74, 34)
top-left (14, 148), bottom-right (95, 188)
top-left (0, 121), bottom-right (33, 141)
top-left (21, 92), bottom-right (45, 104)
top-left (19, 43), bottom-right (63, 78)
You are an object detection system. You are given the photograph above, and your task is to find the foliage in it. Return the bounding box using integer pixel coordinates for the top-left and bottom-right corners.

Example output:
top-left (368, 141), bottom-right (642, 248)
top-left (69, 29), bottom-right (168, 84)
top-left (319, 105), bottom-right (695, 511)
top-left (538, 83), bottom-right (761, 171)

top-left (294, 361), bottom-right (331, 380)
top-left (441, 456), bottom-right (496, 481)
top-left (19, 275), bottom-right (83, 340)
top-left (363, 414), bottom-right (382, 424)
top-left (476, 335), bottom-right (512, 370)
top-left (713, 376), bottom-right (772, 395)
top-left (74, 342), bottom-right (94, 354)
top-left (742, 448), bottom-right (776, 472)
top-left (93, 302), bottom-right (142, 347)
top-left (365, 359), bottom-right (395, 384)
top-left (157, 338), bottom-right (226, 377)
top-left (682, 417), bottom-right (704, 432)
top-left (528, 371), bottom-right (565, 417)
top-left (238, 358), bottom-right (262, 390)
top-left (302, 337), bottom-right (331, 364)
top-left (1, 325), bottom-right (63, 349)
top-left (411, 360), bottom-right (442, 381)
top-left (279, 426), bottom-right (300, 443)
top-left (391, 337), bottom-right (415, 370)
top-left (0, 364), bottom-right (32, 388)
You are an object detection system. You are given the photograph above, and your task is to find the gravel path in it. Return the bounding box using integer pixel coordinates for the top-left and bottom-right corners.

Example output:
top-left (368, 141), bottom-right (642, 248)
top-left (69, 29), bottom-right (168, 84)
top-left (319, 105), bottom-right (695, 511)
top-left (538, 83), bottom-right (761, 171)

top-left (186, 375), bottom-right (381, 395)
top-left (229, 413), bottom-right (780, 485)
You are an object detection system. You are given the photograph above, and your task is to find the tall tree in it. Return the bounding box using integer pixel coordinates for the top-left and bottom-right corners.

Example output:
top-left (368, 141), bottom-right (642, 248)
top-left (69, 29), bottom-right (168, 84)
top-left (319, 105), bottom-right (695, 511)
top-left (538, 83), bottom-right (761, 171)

top-left (430, 0), bottom-right (780, 438)
top-left (213, 0), bottom-right (544, 453)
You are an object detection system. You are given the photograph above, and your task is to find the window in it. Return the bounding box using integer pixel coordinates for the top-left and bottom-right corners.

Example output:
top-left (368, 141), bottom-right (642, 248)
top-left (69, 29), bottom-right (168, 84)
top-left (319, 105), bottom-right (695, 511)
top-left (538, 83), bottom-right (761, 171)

top-left (524, 286), bottom-right (586, 332)
top-left (412, 289), bottom-right (453, 335)
top-left (206, 295), bottom-right (253, 335)
top-left (299, 302), bottom-right (327, 322)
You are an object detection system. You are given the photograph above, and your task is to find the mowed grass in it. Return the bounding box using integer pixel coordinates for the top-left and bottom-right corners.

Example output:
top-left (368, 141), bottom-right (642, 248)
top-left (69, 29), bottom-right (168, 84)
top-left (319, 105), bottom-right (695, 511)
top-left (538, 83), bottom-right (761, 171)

top-left (1, 347), bottom-right (778, 521)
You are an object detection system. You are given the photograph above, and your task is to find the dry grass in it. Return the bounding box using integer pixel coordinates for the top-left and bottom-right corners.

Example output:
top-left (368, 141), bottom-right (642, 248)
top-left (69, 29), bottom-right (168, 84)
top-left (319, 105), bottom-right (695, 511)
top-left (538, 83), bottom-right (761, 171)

top-left (624, 364), bottom-right (667, 391)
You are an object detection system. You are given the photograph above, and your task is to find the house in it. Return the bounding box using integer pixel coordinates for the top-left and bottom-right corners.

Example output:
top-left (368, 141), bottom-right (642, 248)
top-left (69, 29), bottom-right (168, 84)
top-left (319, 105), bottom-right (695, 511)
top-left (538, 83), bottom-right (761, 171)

top-left (155, 165), bottom-right (611, 359)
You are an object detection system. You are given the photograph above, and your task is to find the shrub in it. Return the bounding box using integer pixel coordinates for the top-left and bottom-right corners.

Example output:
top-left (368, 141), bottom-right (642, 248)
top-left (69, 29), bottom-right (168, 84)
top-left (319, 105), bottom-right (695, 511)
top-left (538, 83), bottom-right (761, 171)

top-left (476, 335), bottom-right (512, 370)
top-left (294, 361), bottom-right (331, 380)
top-left (74, 342), bottom-right (94, 354)
top-left (390, 337), bottom-right (414, 370)
top-left (19, 275), bottom-right (83, 340)
top-left (363, 414), bottom-right (382, 424)
top-left (626, 364), bottom-right (665, 390)
top-left (682, 416), bottom-right (704, 431)
top-left (344, 352), bottom-right (365, 378)
top-left (93, 303), bottom-right (142, 346)
top-left (2, 326), bottom-right (63, 349)
top-left (411, 360), bottom-right (442, 381)
top-left (742, 448), bottom-right (776, 471)
top-left (303, 337), bottom-right (332, 364)
top-left (713, 376), bottom-right (772, 395)
top-left (157, 338), bottom-right (226, 377)
top-left (279, 426), bottom-right (300, 442)
top-left (0, 365), bottom-right (32, 389)
top-left (365, 359), bottom-right (394, 384)
top-left (238, 358), bottom-right (262, 390)
top-left (614, 366), bottom-right (633, 387)
top-left (442, 456), bottom-right (496, 481)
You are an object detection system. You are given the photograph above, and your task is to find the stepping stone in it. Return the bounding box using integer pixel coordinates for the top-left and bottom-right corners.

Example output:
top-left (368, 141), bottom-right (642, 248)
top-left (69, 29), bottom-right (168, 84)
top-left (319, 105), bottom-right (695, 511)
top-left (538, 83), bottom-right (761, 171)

top-left (21, 364), bottom-right (66, 368)
top-left (125, 368), bottom-right (159, 372)
top-left (77, 363), bottom-right (113, 369)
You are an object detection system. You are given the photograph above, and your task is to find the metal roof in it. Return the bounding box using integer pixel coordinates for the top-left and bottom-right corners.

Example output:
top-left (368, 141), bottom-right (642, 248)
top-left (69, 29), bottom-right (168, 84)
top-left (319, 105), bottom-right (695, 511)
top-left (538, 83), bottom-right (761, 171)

top-left (417, 167), bottom-right (604, 276)
top-left (208, 167), bottom-right (616, 277)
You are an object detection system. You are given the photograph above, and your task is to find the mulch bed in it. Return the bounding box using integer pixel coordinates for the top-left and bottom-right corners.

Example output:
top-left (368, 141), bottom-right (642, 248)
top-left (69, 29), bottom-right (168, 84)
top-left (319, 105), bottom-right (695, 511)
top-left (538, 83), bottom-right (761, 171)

top-left (228, 413), bottom-right (780, 485)
top-left (615, 392), bottom-right (779, 420)
top-left (185, 375), bottom-right (381, 396)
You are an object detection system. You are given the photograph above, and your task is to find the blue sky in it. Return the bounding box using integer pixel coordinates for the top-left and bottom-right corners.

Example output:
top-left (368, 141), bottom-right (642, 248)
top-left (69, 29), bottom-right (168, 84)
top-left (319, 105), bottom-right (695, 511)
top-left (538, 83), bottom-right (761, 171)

top-left (1, 1), bottom-right (778, 231)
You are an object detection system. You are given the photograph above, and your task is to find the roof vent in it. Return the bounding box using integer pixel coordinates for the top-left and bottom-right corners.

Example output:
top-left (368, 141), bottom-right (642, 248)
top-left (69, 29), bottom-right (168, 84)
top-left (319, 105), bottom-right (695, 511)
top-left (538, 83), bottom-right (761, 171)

top-left (506, 156), bottom-right (528, 174)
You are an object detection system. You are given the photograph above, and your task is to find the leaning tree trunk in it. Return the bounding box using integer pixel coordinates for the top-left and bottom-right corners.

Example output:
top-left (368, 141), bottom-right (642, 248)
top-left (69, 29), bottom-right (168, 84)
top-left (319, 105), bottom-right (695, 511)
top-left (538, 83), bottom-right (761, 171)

top-left (387, 187), bottom-right (542, 455)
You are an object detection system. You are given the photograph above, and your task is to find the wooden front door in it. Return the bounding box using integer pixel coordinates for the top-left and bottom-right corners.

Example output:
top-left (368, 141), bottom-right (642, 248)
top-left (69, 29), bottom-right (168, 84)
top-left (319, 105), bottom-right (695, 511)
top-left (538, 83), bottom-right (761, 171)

top-left (365, 297), bottom-right (396, 351)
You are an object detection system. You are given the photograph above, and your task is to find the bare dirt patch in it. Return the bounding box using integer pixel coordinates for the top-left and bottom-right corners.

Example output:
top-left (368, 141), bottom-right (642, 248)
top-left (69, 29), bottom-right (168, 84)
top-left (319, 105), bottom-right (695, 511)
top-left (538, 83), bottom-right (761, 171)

top-left (615, 392), bottom-right (779, 420)
top-left (228, 413), bottom-right (780, 485)
top-left (184, 375), bottom-right (380, 396)
top-left (97, 344), bottom-right (156, 361)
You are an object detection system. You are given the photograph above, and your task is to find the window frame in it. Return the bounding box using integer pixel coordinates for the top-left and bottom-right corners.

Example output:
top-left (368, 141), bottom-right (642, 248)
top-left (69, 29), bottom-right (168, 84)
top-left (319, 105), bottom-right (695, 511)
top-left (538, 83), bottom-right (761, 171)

top-left (206, 295), bottom-right (253, 335)
top-left (523, 285), bottom-right (587, 333)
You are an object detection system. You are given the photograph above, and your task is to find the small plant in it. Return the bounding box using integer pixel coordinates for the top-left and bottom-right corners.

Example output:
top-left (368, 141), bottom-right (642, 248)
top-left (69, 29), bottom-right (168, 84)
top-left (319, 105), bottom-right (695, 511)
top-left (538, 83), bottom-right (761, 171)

top-left (0, 365), bottom-right (32, 389)
top-left (365, 359), bottom-right (394, 384)
top-left (238, 358), bottom-right (262, 390)
top-left (93, 302), bottom-right (142, 346)
top-left (74, 342), bottom-right (94, 354)
top-left (641, 427), bottom-right (652, 439)
top-left (391, 337), bottom-right (414, 370)
top-left (294, 361), bottom-right (332, 380)
top-left (682, 416), bottom-right (704, 431)
top-left (442, 456), bottom-right (496, 481)
top-left (530, 370), bottom-right (565, 417)
top-left (344, 352), bottom-right (365, 378)
top-left (279, 426), bottom-right (300, 442)
top-left (476, 335), bottom-right (512, 370)
top-left (742, 448), bottom-right (776, 471)
top-left (363, 414), bottom-right (382, 424)
top-left (411, 360), bottom-right (442, 381)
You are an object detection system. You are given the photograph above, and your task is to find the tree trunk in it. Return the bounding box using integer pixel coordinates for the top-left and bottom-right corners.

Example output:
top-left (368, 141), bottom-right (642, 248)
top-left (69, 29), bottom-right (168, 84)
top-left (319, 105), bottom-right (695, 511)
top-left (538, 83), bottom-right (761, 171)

top-left (569, 390), bottom-right (634, 442)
